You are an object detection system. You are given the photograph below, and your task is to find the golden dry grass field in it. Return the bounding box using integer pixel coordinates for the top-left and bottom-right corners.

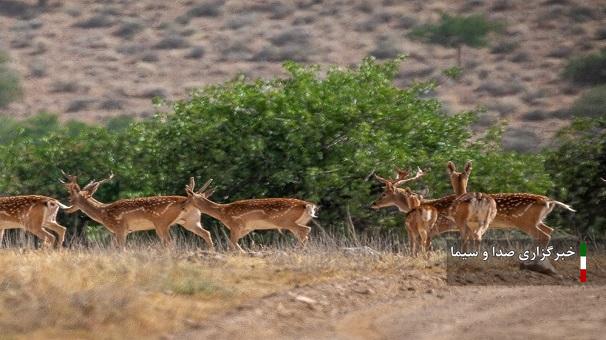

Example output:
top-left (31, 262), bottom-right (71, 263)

top-left (0, 241), bottom-right (441, 339)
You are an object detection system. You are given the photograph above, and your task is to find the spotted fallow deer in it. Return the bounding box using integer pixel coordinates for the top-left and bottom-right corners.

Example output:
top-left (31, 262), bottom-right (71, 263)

top-left (446, 161), bottom-right (575, 246)
top-left (446, 161), bottom-right (497, 250)
top-left (0, 194), bottom-right (70, 248)
top-left (61, 172), bottom-right (214, 248)
top-left (371, 168), bottom-right (448, 255)
top-left (184, 178), bottom-right (317, 252)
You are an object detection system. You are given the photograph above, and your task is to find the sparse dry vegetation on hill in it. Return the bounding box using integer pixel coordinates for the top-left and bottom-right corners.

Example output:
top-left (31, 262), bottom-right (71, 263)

top-left (0, 0), bottom-right (604, 146)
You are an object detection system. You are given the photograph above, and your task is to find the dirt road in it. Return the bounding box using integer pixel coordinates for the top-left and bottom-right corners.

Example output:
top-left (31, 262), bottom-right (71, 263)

top-left (336, 285), bottom-right (604, 340)
top-left (177, 269), bottom-right (605, 340)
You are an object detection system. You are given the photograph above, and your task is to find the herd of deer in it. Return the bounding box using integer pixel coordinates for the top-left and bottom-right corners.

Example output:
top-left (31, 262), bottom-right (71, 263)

top-left (0, 163), bottom-right (575, 254)
top-left (0, 173), bottom-right (316, 252)
top-left (372, 161), bottom-right (576, 255)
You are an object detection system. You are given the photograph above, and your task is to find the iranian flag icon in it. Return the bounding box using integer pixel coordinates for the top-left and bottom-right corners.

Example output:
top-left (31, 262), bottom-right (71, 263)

top-left (580, 241), bottom-right (587, 283)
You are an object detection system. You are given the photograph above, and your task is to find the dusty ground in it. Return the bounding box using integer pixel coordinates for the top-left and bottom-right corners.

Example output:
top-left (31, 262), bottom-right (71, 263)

top-left (1, 0), bottom-right (605, 147)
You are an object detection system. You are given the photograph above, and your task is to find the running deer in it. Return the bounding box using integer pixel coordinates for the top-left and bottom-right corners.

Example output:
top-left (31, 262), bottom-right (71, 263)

top-left (446, 161), bottom-right (497, 250)
top-left (371, 168), bottom-right (448, 255)
top-left (61, 172), bottom-right (214, 248)
top-left (446, 161), bottom-right (576, 246)
top-left (184, 178), bottom-right (317, 252)
top-left (0, 194), bottom-right (70, 248)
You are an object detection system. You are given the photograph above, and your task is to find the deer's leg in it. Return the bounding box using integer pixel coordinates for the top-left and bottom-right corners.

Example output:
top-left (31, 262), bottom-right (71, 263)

top-left (26, 211), bottom-right (55, 248)
top-left (112, 225), bottom-right (128, 249)
top-left (181, 220), bottom-right (214, 250)
top-left (43, 222), bottom-right (67, 248)
top-left (0, 229), bottom-right (4, 248)
top-left (227, 225), bottom-right (246, 253)
top-left (538, 222), bottom-right (554, 236)
top-left (155, 223), bottom-right (173, 247)
top-left (288, 223), bottom-right (311, 246)
top-left (405, 223), bottom-right (415, 256)
top-left (521, 221), bottom-right (551, 247)
top-left (459, 222), bottom-right (468, 252)
top-left (27, 225), bottom-right (55, 248)
top-left (418, 228), bottom-right (428, 256)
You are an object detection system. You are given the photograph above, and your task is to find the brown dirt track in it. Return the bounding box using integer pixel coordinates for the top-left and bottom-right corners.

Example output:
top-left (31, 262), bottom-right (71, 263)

top-left (177, 256), bottom-right (605, 340)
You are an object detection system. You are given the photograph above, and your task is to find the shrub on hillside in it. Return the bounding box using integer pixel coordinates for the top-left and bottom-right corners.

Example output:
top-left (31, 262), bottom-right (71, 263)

top-left (410, 13), bottom-right (503, 65)
top-left (570, 85), bottom-right (606, 118)
top-left (563, 49), bottom-right (606, 86)
top-left (154, 35), bottom-right (190, 49)
top-left (370, 36), bottom-right (401, 59)
top-left (501, 127), bottom-right (541, 153)
top-left (113, 19), bottom-right (144, 39)
top-left (73, 14), bottom-right (114, 28)
top-left (0, 54), bottom-right (22, 108)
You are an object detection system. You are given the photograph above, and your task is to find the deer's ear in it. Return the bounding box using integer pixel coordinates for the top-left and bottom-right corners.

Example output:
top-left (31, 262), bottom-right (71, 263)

top-left (464, 160), bottom-right (473, 175)
top-left (447, 161), bottom-right (456, 175)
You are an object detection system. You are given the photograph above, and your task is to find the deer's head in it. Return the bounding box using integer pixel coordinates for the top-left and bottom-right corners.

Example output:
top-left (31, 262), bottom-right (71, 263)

top-left (184, 177), bottom-right (216, 211)
top-left (447, 160), bottom-right (472, 195)
top-left (60, 171), bottom-right (113, 212)
top-left (371, 168), bottom-right (426, 212)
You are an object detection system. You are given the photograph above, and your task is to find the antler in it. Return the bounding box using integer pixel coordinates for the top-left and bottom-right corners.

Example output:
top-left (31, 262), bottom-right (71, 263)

top-left (82, 173), bottom-right (114, 191)
top-left (59, 169), bottom-right (77, 184)
top-left (97, 172), bottom-right (114, 185)
top-left (374, 173), bottom-right (391, 184)
top-left (197, 179), bottom-right (213, 194)
top-left (394, 167), bottom-right (426, 187)
top-left (602, 177), bottom-right (606, 183)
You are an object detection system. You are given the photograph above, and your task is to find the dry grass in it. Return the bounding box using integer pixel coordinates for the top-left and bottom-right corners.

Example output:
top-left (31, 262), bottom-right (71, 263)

top-left (0, 240), bottom-right (439, 339)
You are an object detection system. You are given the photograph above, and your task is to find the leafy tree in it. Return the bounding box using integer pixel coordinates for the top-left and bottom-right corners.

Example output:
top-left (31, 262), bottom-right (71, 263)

top-left (410, 14), bottom-right (503, 66)
top-left (546, 117), bottom-right (606, 237)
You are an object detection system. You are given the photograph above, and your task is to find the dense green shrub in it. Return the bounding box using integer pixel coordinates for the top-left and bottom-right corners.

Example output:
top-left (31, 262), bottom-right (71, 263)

top-left (570, 85), bottom-right (606, 118)
top-left (546, 117), bottom-right (606, 236)
top-left (410, 14), bottom-right (503, 65)
top-left (563, 49), bottom-right (606, 86)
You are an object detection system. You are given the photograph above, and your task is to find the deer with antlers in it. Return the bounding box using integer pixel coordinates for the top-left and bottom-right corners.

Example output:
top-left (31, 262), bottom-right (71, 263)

top-left (371, 168), bottom-right (454, 255)
top-left (446, 161), bottom-right (575, 246)
top-left (446, 161), bottom-right (497, 250)
top-left (61, 172), bottom-right (214, 248)
top-left (184, 178), bottom-right (317, 252)
top-left (0, 193), bottom-right (70, 248)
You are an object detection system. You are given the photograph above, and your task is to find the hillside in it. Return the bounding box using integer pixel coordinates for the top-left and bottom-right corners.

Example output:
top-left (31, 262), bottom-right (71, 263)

top-left (0, 0), bottom-right (604, 150)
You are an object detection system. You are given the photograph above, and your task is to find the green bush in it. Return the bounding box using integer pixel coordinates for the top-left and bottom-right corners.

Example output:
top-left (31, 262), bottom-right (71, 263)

top-left (570, 85), bottom-right (606, 118)
top-left (563, 49), bottom-right (606, 86)
top-left (546, 117), bottom-right (606, 236)
top-left (410, 13), bottom-right (503, 65)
